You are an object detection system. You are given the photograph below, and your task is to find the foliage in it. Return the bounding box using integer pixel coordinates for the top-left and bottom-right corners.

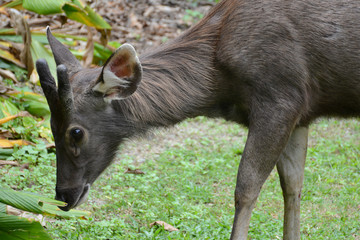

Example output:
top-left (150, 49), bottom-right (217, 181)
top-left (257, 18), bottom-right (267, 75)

top-left (0, 1), bottom-right (110, 238)
top-left (0, 188), bottom-right (91, 240)
top-left (2, 0), bottom-right (111, 29)
top-left (183, 9), bottom-right (204, 24)
top-left (0, 87), bottom-right (90, 239)
top-left (0, 213), bottom-right (52, 240)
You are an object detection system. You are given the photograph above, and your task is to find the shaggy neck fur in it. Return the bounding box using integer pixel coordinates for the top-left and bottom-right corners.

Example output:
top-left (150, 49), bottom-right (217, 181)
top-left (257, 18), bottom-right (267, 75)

top-left (113, 7), bottom-right (224, 128)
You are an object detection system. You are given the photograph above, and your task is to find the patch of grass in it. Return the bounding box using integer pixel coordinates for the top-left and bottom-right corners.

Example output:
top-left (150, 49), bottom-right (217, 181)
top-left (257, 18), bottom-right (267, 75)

top-left (1, 117), bottom-right (359, 239)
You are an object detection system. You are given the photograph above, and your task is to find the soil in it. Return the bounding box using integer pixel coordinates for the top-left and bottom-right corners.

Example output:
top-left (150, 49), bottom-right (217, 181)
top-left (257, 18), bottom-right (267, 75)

top-left (90, 0), bottom-right (215, 52)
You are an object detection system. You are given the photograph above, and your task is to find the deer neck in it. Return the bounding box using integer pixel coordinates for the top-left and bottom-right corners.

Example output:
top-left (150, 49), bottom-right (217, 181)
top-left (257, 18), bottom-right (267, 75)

top-left (116, 20), bottom-right (221, 129)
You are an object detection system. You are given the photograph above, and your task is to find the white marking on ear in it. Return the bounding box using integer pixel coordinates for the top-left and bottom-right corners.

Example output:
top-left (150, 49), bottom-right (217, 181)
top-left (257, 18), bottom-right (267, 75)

top-left (92, 70), bottom-right (130, 94)
top-left (92, 43), bottom-right (142, 101)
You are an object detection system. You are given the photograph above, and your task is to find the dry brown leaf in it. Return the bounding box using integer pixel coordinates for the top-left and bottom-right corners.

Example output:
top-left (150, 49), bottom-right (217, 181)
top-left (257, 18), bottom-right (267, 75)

top-left (124, 167), bottom-right (145, 175)
top-left (0, 111), bottom-right (31, 125)
top-left (129, 12), bottom-right (143, 30)
top-left (100, 29), bottom-right (111, 46)
top-left (0, 160), bottom-right (19, 166)
top-left (20, 163), bottom-right (30, 170)
top-left (83, 27), bottom-right (94, 68)
top-left (0, 68), bottom-right (17, 82)
top-left (8, 9), bottom-right (33, 78)
top-left (0, 139), bottom-right (32, 148)
top-left (7, 205), bottom-right (47, 226)
top-left (0, 130), bottom-right (14, 139)
top-left (143, 6), bottom-right (155, 17)
top-left (6, 205), bottom-right (22, 215)
top-left (46, 143), bottom-right (56, 149)
top-left (150, 221), bottom-right (179, 232)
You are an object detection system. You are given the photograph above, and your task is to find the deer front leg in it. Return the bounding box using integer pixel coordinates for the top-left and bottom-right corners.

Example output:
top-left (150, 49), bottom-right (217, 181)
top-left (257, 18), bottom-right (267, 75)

top-left (276, 126), bottom-right (308, 240)
top-left (230, 113), bottom-right (298, 240)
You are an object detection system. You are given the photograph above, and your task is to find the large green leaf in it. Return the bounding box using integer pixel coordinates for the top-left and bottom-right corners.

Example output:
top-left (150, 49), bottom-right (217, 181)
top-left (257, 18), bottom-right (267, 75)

top-left (0, 0), bottom-right (23, 9)
top-left (0, 34), bottom-right (22, 43)
top-left (42, 204), bottom-right (90, 219)
top-left (0, 189), bottom-right (45, 214)
top-left (0, 213), bottom-right (52, 240)
top-left (4, 0), bottom-right (111, 29)
top-left (62, 1), bottom-right (111, 29)
top-left (0, 203), bottom-right (6, 213)
top-left (0, 188), bottom-right (91, 219)
top-left (22, 0), bottom-right (66, 15)
top-left (17, 92), bottom-right (50, 117)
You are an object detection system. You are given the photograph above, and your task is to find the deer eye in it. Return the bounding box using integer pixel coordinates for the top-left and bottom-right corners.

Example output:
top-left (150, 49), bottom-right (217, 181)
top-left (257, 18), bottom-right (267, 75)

top-left (70, 128), bottom-right (84, 141)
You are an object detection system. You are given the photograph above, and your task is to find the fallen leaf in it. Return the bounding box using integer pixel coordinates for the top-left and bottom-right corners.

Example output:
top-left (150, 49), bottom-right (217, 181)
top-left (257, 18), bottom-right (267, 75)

top-left (46, 143), bottom-right (55, 149)
top-left (129, 11), bottom-right (142, 30)
top-left (0, 68), bottom-right (17, 82)
top-left (6, 205), bottom-right (22, 215)
top-left (20, 163), bottom-right (30, 170)
top-left (99, 28), bottom-right (110, 46)
top-left (0, 111), bottom-right (30, 125)
top-left (8, 8), bottom-right (34, 77)
top-left (150, 221), bottom-right (179, 232)
top-left (82, 26), bottom-right (94, 68)
top-left (0, 139), bottom-right (32, 148)
top-left (0, 130), bottom-right (14, 139)
top-left (124, 167), bottom-right (145, 175)
top-left (7, 205), bottom-right (46, 227)
top-left (0, 160), bottom-right (19, 166)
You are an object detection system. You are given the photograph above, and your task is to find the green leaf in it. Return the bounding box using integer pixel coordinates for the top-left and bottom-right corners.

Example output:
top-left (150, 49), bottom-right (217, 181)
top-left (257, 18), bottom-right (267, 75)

top-left (0, 189), bottom-right (44, 214)
top-left (0, 0), bottom-right (23, 9)
top-left (0, 203), bottom-right (6, 213)
top-left (5, 0), bottom-right (111, 29)
top-left (0, 34), bottom-right (22, 43)
top-left (0, 48), bottom-right (26, 68)
top-left (42, 204), bottom-right (91, 219)
top-left (22, 0), bottom-right (66, 15)
top-left (30, 39), bottom-right (57, 81)
top-left (0, 99), bottom-right (20, 118)
top-left (0, 213), bottom-right (52, 240)
top-left (63, 2), bottom-right (111, 29)
top-left (94, 42), bottom-right (113, 60)
top-left (11, 92), bottom-right (51, 117)
top-left (0, 188), bottom-right (91, 219)
top-left (108, 41), bottom-right (121, 49)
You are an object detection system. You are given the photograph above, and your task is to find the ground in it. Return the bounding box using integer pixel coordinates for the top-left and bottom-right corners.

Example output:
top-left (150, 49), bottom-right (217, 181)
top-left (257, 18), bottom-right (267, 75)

top-left (0, 1), bottom-right (359, 239)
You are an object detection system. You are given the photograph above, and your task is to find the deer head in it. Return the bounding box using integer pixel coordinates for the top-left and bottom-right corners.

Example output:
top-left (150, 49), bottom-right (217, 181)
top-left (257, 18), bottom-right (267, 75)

top-left (36, 28), bottom-right (142, 210)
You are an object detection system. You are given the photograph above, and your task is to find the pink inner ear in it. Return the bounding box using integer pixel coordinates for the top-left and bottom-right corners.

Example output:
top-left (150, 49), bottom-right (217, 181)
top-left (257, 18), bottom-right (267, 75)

top-left (109, 53), bottom-right (132, 78)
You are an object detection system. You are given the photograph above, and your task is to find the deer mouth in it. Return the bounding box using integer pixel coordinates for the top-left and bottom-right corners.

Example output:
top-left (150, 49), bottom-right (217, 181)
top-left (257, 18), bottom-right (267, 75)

top-left (56, 183), bottom-right (91, 211)
top-left (74, 183), bottom-right (90, 207)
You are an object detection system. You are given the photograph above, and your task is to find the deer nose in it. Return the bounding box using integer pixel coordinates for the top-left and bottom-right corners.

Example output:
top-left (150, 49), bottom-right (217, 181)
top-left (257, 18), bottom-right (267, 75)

top-left (55, 185), bottom-right (89, 211)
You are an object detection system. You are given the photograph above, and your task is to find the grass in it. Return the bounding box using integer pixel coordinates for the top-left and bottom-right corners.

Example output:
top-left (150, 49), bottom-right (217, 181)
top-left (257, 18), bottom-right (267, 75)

top-left (0, 117), bottom-right (359, 239)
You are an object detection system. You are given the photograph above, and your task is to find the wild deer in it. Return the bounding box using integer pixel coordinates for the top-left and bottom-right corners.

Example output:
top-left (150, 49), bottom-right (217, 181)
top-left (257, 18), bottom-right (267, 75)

top-left (36, 0), bottom-right (360, 239)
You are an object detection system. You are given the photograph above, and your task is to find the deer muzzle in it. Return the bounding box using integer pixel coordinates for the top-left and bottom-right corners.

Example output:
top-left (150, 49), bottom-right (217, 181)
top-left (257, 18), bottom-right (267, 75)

top-left (55, 183), bottom-right (90, 211)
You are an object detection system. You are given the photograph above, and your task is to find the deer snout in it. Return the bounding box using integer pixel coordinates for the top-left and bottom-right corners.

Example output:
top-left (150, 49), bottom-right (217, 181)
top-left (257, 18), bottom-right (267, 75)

top-left (55, 184), bottom-right (90, 211)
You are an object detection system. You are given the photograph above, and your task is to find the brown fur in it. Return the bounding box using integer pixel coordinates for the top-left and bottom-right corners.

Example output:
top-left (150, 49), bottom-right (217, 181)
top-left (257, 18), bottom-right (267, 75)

top-left (36, 0), bottom-right (359, 238)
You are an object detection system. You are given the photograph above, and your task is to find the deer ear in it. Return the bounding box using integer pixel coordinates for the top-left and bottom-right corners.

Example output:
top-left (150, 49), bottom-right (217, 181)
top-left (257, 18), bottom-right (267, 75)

top-left (93, 44), bottom-right (142, 101)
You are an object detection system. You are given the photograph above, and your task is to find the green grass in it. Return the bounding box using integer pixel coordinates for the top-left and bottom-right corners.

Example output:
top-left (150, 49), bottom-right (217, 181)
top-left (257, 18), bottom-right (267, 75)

top-left (0, 117), bottom-right (359, 239)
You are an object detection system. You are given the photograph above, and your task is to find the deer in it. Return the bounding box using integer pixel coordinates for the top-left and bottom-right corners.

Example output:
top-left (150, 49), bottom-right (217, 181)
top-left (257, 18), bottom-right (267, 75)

top-left (35, 0), bottom-right (360, 239)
